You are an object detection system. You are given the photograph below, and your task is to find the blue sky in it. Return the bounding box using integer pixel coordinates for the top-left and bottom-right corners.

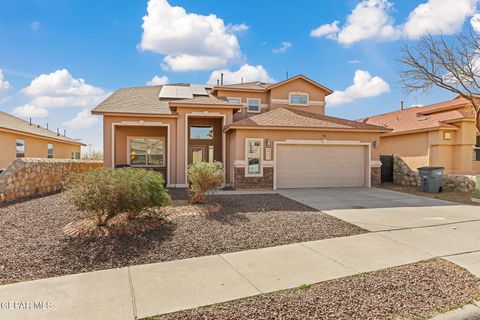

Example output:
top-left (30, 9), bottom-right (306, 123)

top-left (0, 0), bottom-right (478, 151)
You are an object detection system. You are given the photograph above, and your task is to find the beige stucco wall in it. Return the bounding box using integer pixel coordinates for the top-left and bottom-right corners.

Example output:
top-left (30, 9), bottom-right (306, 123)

top-left (0, 129), bottom-right (81, 168)
top-left (226, 129), bottom-right (381, 187)
top-left (379, 120), bottom-right (479, 174)
top-left (103, 107), bottom-right (235, 186)
top-left (269, 78), bottom-right (327, 114)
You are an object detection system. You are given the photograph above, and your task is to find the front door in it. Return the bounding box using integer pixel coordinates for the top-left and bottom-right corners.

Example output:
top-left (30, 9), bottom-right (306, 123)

top-left (189, 146), bottom-right (207, 164)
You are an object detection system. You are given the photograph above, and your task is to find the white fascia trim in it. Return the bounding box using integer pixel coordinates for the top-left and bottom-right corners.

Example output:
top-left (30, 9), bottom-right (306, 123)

top-left (111, 121), bottom-right (171, 186)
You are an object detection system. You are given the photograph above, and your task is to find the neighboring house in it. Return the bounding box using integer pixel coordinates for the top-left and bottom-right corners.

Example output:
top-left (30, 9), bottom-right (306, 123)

top-left (363, 97), bottom-right (479, 175)
top-left (0, 111), bottom-right (84, 168)
top-left (92, 75), bottom-right (390, 189)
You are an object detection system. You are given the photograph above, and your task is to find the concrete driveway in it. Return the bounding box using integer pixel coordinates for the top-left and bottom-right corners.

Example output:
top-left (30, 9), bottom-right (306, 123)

top-left (279, 187), bottom-right (480, 231)
top-left (280, 187), bottom-right (480, 277)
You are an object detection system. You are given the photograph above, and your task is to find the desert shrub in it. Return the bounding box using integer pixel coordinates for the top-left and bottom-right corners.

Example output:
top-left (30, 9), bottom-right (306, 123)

top-left (187, 161), bottom-right (224, 203)
top-left (66, 168), bottom-right (171, 226)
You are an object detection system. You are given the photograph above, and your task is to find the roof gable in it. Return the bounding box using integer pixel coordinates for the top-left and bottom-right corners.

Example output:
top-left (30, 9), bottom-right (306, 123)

top-left (266, 75), bottom-right (333, 94)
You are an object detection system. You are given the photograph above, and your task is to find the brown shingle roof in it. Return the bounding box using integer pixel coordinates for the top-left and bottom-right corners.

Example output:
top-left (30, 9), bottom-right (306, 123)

top-left (92, 85), bottom-right (240, 115)
top-left (363, 98), bottom-right (475, 134)
top-left (0, 112), bottom-right (84, 145)
top-left (169, 95), bottom-right (241, 106)
top-left (92, 86), bottom-right (174, 115)
top-left (214, 81), bottom-right (273, 91)
top-left (226, 108), bottom-right (391, 132)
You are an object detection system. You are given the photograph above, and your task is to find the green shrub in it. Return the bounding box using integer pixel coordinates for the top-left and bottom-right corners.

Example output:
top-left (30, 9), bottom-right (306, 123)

top-left (66, 168), bottom-right (171, 226)
top-left (187, 161), bottom-right (225, 203)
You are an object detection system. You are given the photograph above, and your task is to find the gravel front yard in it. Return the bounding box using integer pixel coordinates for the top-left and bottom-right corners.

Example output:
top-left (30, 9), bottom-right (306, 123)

top-left (0, 193), bottom-right (365, 285)
top-left (154, 259), bottom-right (480, 320)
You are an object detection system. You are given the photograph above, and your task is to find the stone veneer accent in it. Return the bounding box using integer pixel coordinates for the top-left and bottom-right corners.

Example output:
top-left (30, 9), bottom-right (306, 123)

top-left (393, 155), bottom-right (475, 192)
top-left (0, 158), bottom-right (102, 202)
top-left (371, 167), bottom-right (381, 186)
top-left (234, 167), bottom-right (274, 189)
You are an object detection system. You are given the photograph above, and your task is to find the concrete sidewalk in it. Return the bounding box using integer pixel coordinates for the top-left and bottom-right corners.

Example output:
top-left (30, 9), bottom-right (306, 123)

top-left (1, 226), bottom-right (479, 320)
top-left (3, 188), bottom-right (480, 320)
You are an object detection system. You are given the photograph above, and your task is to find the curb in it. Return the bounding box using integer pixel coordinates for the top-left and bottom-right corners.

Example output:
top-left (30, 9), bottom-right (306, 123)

top-left (430, 302), bottom-right (480, 320)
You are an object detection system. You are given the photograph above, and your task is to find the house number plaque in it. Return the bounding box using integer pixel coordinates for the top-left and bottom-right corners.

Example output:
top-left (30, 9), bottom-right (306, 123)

top-left (265, 147), bottom-right (272, 161)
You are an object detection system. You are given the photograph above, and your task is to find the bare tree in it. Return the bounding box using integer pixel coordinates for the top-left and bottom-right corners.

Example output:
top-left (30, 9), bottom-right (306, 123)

top-left (398, 30), bottom-right (480, 130)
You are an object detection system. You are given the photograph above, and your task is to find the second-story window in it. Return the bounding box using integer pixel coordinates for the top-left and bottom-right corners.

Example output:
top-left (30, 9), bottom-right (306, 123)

top-left (289, 92), bottom-right (309, 106)
top-left (16, 139), bottom-right (25, 158)
top-left (47, 143), bottom-right (54, 158)
top-left (227, 97), bottom-right (241, 104)
top-left (247, 98), bottom-right (261, 113)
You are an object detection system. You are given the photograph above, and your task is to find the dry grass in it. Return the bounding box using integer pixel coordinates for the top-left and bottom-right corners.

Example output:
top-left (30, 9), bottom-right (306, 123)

top-left (379, 183), bottom-right (478, 206)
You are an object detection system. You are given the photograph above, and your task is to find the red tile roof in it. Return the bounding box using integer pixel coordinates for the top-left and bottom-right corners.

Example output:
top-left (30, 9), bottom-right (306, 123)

top-left (363, 98), bottom-right (475, 134)
top-left (227, 107), bottom-right (391, 132)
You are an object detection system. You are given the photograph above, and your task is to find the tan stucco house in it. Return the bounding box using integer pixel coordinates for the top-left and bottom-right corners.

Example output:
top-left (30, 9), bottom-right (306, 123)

top-left (0, 111), bottom-right (84, 168)
top-left (364, 97), bottom-right (479, 175)
top-left (92, 75), bottom-right (390, 189)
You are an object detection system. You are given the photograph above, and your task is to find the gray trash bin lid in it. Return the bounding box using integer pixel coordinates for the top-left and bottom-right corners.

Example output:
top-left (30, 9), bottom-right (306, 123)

top-left (417, 166), bottom-right (445, 170)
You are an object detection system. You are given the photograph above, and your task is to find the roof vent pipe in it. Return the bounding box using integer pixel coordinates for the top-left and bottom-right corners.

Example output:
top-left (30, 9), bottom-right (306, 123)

top-left (241, 77), bottom-right (243, 84)
top-left (46, 123), bottom-right (49, 130)
top-left (216, 79), bottom-right (219, 86)
top-left (220, 73), bottom-right (224, 85)
top-left (57, 128), bottom-right (60, 136)
top-left (64, 129), bottom-right (66, 137)
top-left (401, 100), bottom-right (404, 110)
top-left (286, 71), bottom-right (289, 79)
top-left (29, 118), bottom-right (32, 126)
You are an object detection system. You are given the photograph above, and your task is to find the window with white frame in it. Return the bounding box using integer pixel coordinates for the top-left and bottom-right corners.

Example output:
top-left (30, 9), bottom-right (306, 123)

top-left (47, 143), bottom-right (54, 158)
top-left (71, 152), bottom-right (81, 160)
top-left (129, 137), bottom-right (165, 166)
top-left (16, 139), bottom-right (25, 158)
top-left (289, 92), bottom-right (309, 105)
top-left (227, 97), bottom-right (241, 104)
top-left (247, 98), bottom-right (261, 113)
top-left (246, 139), bottom-right (262, 175)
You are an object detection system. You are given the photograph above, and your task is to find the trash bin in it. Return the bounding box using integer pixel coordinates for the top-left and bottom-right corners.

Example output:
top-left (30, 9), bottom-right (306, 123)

top-left (417, 166), bottom-right (444, 193)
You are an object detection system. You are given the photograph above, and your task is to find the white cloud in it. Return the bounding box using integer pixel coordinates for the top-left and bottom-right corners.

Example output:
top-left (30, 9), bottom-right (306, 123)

top-left (326, 70), bottom-right (390, 107)
top-left (12, 104), bottom-right (48, 118)
top-left (226, 23), bottom-right (249, 33)
top-left (312, 0), bottom-right (479, 45)
top-left (146, 75), bottom-right (169, 86)
top-left (348, 59), bottom-right (362, 64)
top-left (404, 0), bottom-right (478, 38)
top-left (273, 41), bottom-right (292, 53)
top-left (471, 13), bottom-right (480, 32)
top-left (0, 69), bottom-right (10, 90)
top-left (62, 108), bottom-right (99, 129)
top-left (208, 64), bottom-right (275, 85)
top-left (13, 69), bottom-right (108, 119)
top-left (139, 0), bottom-right (242, 71)
top-left (31, 21), bottom-right (40, 31)
top-left (310, 21), bottom-right (340, 39)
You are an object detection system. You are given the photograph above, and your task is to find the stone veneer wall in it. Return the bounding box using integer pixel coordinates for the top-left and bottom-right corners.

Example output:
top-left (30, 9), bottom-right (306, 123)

top-left (0, 158), bottom-right (103, 202)
top-left (371, 167), bottom-right (381, 186)
top-left (234, 167), bottom-right (274, 189)
top-left (393, 155), bottom-right (475, 192)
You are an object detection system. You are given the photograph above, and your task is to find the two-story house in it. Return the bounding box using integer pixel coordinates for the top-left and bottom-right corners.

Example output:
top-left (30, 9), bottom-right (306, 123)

top-left (92, 75), bottom-right (390, 189)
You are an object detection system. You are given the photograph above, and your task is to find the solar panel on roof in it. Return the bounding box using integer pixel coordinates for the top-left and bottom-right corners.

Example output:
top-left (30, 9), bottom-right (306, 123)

top-left (159, 86), bottom-right (194, 99)
top-left (190, 84), bottom-right (209, 96)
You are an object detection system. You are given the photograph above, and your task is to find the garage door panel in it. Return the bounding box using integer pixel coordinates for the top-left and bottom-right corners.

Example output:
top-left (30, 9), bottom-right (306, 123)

top-left (276, 144), bottom-right (367, 188)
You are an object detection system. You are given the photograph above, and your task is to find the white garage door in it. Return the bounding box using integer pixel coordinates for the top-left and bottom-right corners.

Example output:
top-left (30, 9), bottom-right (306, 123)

top-left (276, 144), bottom-right (367, 188)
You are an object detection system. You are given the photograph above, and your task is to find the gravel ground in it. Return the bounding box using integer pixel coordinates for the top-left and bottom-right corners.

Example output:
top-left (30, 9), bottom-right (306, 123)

top-left (379, 183), bottom-right (478, 206)
top-left (0, 193), bottom-right (365, 285)
top-left (154, 259), bottom-right (480, 320)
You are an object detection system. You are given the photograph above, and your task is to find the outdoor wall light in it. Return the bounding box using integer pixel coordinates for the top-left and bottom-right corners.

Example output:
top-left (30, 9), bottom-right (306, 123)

top-left (373, 140), bottom-right (378, 148)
